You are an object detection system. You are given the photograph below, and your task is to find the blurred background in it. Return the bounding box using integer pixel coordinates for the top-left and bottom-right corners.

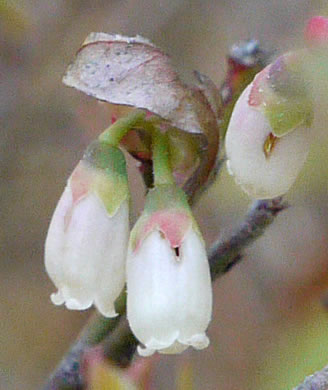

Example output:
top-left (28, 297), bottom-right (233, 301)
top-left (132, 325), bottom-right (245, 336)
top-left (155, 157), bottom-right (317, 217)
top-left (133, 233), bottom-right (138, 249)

top-left (1, 0), bottom-right (328, 389)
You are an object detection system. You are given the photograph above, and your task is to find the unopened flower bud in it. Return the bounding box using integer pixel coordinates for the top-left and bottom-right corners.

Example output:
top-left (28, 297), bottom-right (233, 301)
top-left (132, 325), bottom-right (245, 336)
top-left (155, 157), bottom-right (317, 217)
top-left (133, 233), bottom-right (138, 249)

top-left (45, 141), bottom-right (129, 317)
top-left (225, 79), bottom-right (312, 199)
top-left (127, 184), bottom-right (212, 356)
top-left (305, 16), bottom-right (328, 47)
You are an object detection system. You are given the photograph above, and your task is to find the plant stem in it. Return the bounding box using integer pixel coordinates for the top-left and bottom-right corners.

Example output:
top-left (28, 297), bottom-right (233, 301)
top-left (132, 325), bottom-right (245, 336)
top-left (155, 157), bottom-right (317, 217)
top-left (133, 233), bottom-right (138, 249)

top-left (43, 293), bottom-right (127, 390)
top-left (209, 197), bottom-right (287, 280)
top-left (43, 313), bottom-right (115, 390)
top-left (99, 110), bottom-right (146, 147)
top-left (151, 129), bottom-right (174, 186)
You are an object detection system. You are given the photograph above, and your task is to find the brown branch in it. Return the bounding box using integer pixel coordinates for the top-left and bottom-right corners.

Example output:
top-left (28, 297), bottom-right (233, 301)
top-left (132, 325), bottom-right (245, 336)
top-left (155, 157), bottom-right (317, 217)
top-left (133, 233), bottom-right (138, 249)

top-left (42, 294), bottom-right (126, 390)
top-left (209, 197), bottom-right (288, 280)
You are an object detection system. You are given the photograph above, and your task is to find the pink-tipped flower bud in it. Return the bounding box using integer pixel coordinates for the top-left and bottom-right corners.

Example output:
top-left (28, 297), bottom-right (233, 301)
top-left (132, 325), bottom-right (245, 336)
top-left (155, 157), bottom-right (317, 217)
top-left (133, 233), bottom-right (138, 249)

top-left (305, 16), bottom-right (328, 47)
top-left (225, 68), bottom-right (312, 199)
top-left (127, 185), bottom-right (212, 356)
top-left (45, 141), bottom-right (129, 317)
top-left (303, 16), bottom-right (328, 140)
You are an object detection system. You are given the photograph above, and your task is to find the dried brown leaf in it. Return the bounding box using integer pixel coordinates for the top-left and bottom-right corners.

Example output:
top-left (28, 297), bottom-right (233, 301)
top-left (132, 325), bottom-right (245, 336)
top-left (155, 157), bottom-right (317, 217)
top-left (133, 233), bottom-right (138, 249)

top-left (63, 33), bottom-right (219, 137)
top-left (63, 33), bottom-right (221, 196)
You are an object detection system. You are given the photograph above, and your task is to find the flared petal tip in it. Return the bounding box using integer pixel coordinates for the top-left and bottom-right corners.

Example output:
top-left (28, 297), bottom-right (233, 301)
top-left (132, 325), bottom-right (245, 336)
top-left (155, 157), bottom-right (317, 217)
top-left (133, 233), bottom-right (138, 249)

top-left (50, 291), bottom-right (119, 317)
top-left (185, 333), bottom-right (210, 350)
top-left (137, 337), bottom-right (173, 357)
top-left (137, 345), bottom-right (156, 357)
top-left (50, 291), bottom-right (92, 311)
top-left (50, 291), bottom-right (65, 305)
top-left (137, 333), bottom-right (210, 357)
top-left (137, 343), bottom-right (187, 357)
top-left (96, 305), bottom-right (119, 318)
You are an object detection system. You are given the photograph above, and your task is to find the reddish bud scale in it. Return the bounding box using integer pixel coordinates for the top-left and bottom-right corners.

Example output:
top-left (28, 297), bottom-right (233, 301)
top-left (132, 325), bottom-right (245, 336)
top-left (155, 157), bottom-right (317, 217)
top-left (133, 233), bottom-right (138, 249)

top-left (219, 40), bottom-right (267, 139)
top-left (305, 16), bottom-right (328, 46)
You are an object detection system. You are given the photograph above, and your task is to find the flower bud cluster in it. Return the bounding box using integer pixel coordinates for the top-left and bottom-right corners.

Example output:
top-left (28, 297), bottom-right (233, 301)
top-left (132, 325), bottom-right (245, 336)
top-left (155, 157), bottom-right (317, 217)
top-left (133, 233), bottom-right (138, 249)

top-left (45, 127), bottom-right (212, 356)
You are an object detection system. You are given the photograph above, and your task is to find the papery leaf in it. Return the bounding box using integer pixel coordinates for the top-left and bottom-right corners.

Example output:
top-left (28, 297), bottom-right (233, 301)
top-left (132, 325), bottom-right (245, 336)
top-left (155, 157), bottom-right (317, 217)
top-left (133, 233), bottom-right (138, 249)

top-left (63, 33), bottom-right (221, 196)
top-left (194, 70), bottom-right (221, 118)
top-left (63, 33), bottom-right (219, 137)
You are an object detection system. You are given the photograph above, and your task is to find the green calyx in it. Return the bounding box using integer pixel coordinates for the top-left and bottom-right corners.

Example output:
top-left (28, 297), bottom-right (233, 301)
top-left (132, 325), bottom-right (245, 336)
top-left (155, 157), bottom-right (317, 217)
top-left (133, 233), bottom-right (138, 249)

top-left (84, 140), bottom-right (128, 178)
top-left (129, 184), bottom-right (203, 251)
top-left (129, 126), bottom-right (206, 250)
top-left (144, 184), bottom-right (190, 214)
top-left (83, 140), bottom-right (129, 216)
top-left (264, 51), bottom-right (314, 137)
top-left (265, 97), bottom-right (313, 137)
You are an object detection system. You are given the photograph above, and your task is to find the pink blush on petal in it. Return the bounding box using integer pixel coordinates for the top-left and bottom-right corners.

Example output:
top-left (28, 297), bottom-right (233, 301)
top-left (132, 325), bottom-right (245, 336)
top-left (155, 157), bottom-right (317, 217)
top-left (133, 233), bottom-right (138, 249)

top-left (248, 65), bottom-right (270, 107)
top-left (63, 163), bottom-right (93, 231)
top-left (135, 211), bottom-right (191, 252)
top-left (70, 163), bottom-right (93, 204)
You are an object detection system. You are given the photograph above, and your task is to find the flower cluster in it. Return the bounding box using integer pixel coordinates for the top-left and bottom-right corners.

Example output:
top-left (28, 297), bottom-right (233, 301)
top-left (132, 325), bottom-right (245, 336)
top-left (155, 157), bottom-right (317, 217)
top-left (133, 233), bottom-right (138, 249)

top-left (46, 15), bottom-right (328, 359)
top-left (45, 115), bottom-right (212, 356)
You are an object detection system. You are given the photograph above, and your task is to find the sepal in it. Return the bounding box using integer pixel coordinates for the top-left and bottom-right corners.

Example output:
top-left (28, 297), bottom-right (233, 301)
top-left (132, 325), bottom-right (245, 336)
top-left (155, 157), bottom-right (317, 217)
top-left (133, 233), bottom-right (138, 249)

top-left (129, 184), bottom-right (202, 253)
top-left (81, 140), bottom-right (129, 216)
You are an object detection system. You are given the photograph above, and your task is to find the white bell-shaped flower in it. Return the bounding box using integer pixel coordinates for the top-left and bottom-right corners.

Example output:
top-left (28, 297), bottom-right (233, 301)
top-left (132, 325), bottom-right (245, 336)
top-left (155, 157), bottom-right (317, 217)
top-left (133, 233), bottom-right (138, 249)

top-left (225, 81), bottom-right (312, 199)
top-left (127, 185), bottom-right (212, 356)
top-left (45, 141), bottom-right (130, 317)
